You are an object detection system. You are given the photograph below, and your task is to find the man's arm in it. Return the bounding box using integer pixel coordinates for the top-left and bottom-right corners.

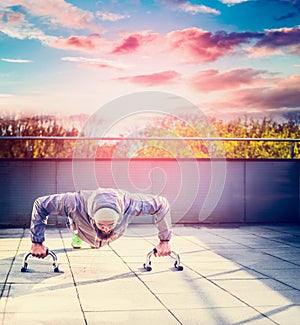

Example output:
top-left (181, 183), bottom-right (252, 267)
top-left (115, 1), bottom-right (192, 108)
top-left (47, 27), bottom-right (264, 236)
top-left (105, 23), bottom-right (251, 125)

top-left (30, 193), bottom-right (69, 258)
top-left (153, 196), bottom-right (172, 256)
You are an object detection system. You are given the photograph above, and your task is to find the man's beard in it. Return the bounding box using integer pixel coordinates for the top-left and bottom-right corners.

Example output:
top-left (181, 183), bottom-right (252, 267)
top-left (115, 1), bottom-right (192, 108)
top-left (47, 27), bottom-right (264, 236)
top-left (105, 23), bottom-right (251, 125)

top-left (95, 227), bottom-right (113, 240)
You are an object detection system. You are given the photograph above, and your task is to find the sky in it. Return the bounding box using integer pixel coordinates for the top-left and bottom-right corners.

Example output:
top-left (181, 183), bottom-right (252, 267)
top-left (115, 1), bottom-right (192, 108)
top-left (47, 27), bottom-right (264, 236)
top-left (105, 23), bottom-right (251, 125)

top-left (0, 0), bottom-right (300, 121)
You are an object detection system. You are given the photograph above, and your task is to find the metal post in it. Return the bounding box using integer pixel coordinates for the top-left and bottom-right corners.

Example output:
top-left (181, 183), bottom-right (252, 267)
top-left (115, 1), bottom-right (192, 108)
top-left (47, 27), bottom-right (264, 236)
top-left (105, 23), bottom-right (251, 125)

top-left (291, 142), bottom-right (295, 159)
top-left (26, 140), bottom-right (33, 158)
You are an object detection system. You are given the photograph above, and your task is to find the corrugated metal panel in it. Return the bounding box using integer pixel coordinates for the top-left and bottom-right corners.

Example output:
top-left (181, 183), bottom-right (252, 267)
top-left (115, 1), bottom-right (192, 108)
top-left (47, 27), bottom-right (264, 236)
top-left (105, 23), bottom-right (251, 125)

top-left (0, 159), bottom-right (299, 226)
top-left (154, 159), bottom-right (202, 224)
top-left (57, 160), bottom-right (75, 193)
top-left (199, 161), bottom-right (244, 223)
top-left (246, 161), bottom-right (299, 223)
top-left (0, 160), bottom-right (56, 226)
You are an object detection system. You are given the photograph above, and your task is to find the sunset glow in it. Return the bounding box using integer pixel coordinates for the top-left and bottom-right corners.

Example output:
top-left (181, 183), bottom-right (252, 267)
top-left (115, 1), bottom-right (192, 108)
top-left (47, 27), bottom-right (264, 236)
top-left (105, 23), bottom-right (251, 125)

top-left (0, 0), bottom-right (299, 120)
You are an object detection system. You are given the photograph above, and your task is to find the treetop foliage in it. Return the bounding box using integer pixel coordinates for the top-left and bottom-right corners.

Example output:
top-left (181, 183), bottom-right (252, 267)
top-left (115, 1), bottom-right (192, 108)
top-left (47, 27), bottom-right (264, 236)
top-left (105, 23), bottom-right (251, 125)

top-left (0, 114), bottom-right (299, 159)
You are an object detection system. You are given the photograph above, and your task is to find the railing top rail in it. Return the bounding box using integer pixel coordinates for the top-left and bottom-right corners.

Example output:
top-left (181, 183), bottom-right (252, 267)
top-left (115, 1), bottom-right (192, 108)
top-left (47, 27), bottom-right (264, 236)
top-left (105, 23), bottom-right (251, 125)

top-left (0, 136), bottom-right (299, 142)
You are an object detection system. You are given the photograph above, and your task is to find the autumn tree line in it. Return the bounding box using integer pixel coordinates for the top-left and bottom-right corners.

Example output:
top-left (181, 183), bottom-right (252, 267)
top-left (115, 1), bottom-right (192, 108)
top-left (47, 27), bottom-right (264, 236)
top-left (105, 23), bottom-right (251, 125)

top-left (0, 114), bottom-right (299, 159)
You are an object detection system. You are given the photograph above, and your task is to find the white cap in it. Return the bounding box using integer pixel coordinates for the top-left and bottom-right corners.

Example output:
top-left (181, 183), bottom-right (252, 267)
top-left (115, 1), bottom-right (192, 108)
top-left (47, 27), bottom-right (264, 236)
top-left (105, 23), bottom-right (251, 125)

top-left (94, 208), bottom-right (119, 227)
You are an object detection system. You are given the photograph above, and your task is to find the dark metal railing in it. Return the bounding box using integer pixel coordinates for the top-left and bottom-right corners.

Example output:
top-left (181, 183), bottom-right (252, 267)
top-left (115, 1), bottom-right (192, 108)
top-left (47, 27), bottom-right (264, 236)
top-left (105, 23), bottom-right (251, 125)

top-left (0, 136), bottom-right (299, 159)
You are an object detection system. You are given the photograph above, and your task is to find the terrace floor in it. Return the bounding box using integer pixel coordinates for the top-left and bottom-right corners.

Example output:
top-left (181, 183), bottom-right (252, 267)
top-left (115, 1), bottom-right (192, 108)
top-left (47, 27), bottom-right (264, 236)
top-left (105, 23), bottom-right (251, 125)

top-left (1, 224), bottom-right (300, 324)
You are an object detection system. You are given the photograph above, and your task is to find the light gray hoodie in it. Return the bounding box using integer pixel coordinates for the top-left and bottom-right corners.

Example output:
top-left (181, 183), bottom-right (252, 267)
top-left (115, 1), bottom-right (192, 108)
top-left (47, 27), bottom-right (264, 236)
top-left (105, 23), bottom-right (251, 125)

top-left (30, 188), bottom-right (172, 247)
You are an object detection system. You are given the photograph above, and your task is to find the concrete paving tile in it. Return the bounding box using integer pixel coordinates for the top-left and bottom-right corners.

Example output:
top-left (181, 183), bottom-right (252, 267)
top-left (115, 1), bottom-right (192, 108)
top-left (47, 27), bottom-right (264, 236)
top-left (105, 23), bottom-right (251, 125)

top-left (270, 290), bottom-right (300, 305)
top-left (70, 247), bottom-right (115, 255)
top-left (171, 233), bottom-right (206, 243)
top-left (77, 280), bottom-right (165, 311)
top-left (116, 255), bottom-right (151, 264)
top-left (67, 253), bottom-right (122, 267)
top-left (141, 280), bottom-right (200, 295)
top-left (270, 226), bottom-right (300, 235)
top-left (156, 289), bottom-right (245, 309)
top-left (71, 265), bottom-right (135, 285)
top-left (189, 259), bottom-right (239, 269)
top-left (72, 270), bottom-right (133, 284)
top-left (0, 311), bottom-right (85, 325)
top-left (0, 229), bottom-right (24, 237)
top-left (188, 235), bottom-right (237, 246)
top-left (85, 310), bottom-right (179, 324)
top-left (186, 261), bottom-right (259, 278)
top-left (112, 249), bottom-right (152, 257)
top-left (214, 279), bottom-right (298, 307)
top-left (0, 238), bottom-right (21, 250)
top-left (172, 306), bottom-right (275, 324)
top-left (276, 278), bottom-right (300, 291)
top-left (172, 226), bottom-right (206, 236)
top-left (258, 267), bottom-right (300, 279)
top-left (0, 251), bottom-right (15, 259)
top-left (0, 259), bottom-right (13, 268)
top-left (200, 243), bottom-right (249, 251)
top-left (257, 304), bottom-right (300, 324)
top-left (1, 225), bottom-right (300, 324)
top-left (65, 247), bottom-right (113, 258)
top-left (37, 228), bottom-right (62, 237)
top-left (110, 237), bottom-right (153, 245)
top-left (214, 278), bottom-right (293, 293)
top-left (70, 254), bottom-right (128, 271)
top-left (77, 273), bottom-right (142, 290)
top-left (255, 271), bottom-right (300, 291)
top-left (0, 265), bottom-right (11, 282)
top-left (151, 277), bottom-right (247, 309)
top-left (0, 283), bottom-right (5, 295)
top-left (201, 267), bottom-right (266, 280)
top-left (261, 250), bottom-right (300, 264)
top-left (109, 242), bottom-right (152, 256)
top-left (0, 283), bottom-right (81, 313)
top-left (246, 259), bottom-right (299, 271)
top-left (215, 250), bottom-right (284, 268)
top-left (260, 270), bottom-right (300, 291)
top-left (179, 250), bottom-right (229, 263)
top-left (126, 224), bottom-right (158, 236)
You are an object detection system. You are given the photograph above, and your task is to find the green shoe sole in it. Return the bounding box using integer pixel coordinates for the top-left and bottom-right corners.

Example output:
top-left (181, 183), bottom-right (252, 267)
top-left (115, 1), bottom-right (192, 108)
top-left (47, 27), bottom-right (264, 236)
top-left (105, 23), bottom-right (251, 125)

top-left (71, 234), bottom-right (82, 249)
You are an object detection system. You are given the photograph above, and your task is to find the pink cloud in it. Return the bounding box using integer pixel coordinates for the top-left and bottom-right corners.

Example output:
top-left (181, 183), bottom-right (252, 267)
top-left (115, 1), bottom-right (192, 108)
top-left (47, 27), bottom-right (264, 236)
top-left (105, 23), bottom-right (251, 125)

top-left (111, 31), bottom-right (161, 54)
top-left (225, 75), bottom-right (300, 110)
top-left (246, 46), bottom-right (283, 58)
top-left (50, 34), bottom-right (107, 52)
top-left (161, 0), bottom-right (220, 15)
top-left (0, 7), bottom-right (51, 41)
top-left (117, 70), bottom-right (181, 86)
top-left (178, 2), bottom-right (220, 15)
top-left (61, 56), bottom-right (132, 70)
top-left (255, 27), bottom-right (300, 48)
top-left (2, 10), bottom-right (25, 25)
top-left (253, 27), bottom-right (300, 56)
top-left (166, 28), bottom-right (256, 63)
top-left (189, 68), bottom-right (270, 92)
top-left (108, 27), bottom-right (300, 62)
top-left (166, 27), bottom-right (300, 63)
top-left (4, 0), bottom-right (99, 32)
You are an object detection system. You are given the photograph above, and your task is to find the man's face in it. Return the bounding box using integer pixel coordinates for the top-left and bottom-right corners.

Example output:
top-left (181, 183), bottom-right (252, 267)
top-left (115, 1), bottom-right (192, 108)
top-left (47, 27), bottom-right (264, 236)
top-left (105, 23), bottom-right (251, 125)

top-left (95, 220), bottom-right (115, 234)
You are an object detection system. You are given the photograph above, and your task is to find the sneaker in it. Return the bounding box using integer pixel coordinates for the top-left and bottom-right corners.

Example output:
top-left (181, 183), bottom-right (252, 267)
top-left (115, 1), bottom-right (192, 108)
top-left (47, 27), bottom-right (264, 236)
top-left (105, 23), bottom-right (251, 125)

top-left (90, 244), bottom-right (99, 249)
top-left (71, 233), bottom-right (82, 249)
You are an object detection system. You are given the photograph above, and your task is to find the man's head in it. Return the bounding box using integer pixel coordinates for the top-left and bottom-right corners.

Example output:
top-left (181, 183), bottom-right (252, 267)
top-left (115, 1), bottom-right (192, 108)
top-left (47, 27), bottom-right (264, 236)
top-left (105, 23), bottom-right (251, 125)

top-left (93, 208), bottom-right (119, 234)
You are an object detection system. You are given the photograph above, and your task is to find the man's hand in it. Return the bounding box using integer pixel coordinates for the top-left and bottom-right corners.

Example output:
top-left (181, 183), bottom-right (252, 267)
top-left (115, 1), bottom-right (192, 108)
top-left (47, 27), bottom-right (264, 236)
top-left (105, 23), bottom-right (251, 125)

top-left (31, 243), bottom-right (48, 259)
top-left (155, 241), bottom-right (171, 257)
